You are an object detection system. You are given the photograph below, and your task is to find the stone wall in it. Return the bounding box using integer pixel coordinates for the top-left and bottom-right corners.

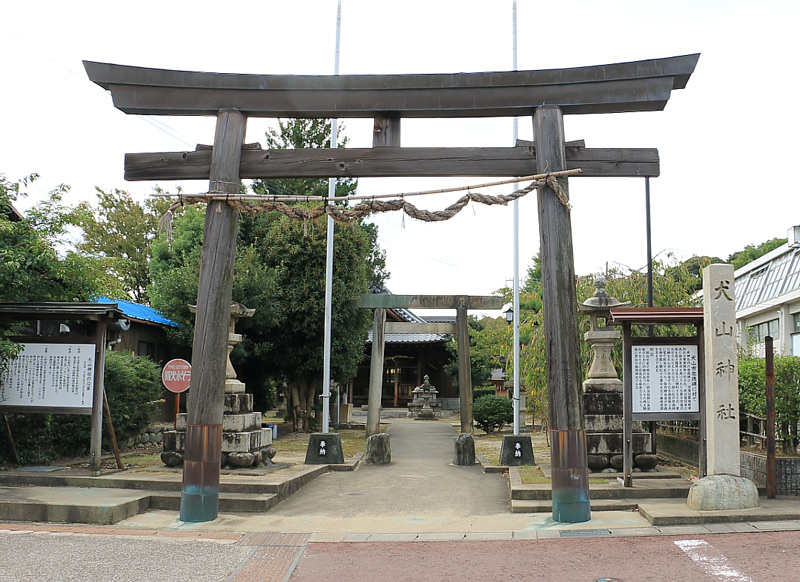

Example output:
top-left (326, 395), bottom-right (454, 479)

top-left (656, 433), bottom-right (699, 467)
top-left (657, 434), bottom-right (800, 495)
top-left (127, 425), bottom-right (165, 449)
top-left (740, 451), bottom-right (800, 495)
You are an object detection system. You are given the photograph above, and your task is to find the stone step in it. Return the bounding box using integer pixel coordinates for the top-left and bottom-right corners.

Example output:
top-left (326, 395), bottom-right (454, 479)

top-left (511, 498), bottom-right (641, 513)
top-left (0, 486), bottom-right (282, 524)
top-left (149, 491), bottom-right (279, 513)
top-left (0, 463), bottom-right (328, 496)
top-left (511, 478), bottom-right (692, 501)
top-left (0, 486), bottom-right (153, 526)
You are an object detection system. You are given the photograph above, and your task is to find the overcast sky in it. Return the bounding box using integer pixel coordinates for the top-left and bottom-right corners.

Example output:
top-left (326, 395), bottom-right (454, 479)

top-left (2, 1), bottom-right (798, 308)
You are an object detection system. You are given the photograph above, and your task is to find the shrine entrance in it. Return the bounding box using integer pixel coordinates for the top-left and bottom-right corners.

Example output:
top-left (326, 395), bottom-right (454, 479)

top-left (85, 53), bottom-right (699, 523)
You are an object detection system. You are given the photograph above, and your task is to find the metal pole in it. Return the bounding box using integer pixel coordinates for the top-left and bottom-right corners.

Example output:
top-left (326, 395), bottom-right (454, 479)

top-left (645, 176), bottom-right (657, 455)
top-left (765, 335), bottom-right (776, 499)
top-left (512, 0), bottom-right (521, 436)
top-left (321, 0), bottom-right (342, 434)
top-left (645, 177), bottom-right (653, 310)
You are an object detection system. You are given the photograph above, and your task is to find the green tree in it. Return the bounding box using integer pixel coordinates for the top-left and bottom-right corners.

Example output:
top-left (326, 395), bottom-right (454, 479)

top-left (728, 237), bottom-right (787, 270)
top-left (72, 188), bottom-right (172, 303)
top-left (249, 215), bottom-right (372, 430)
top-left (0, 174), bottom-right (123, 367)
top-left (148, 204), bottom-right (278, 404)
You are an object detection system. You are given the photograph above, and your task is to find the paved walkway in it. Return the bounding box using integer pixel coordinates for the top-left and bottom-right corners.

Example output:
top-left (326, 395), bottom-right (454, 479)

top-left (265, 419), bottom-right (508, 519)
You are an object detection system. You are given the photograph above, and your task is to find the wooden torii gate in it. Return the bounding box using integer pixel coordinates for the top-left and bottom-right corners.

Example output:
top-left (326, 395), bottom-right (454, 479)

top-left (85, 53), bottom-right (699, 523)
top-left (356, 294), bottom-right (504, 435)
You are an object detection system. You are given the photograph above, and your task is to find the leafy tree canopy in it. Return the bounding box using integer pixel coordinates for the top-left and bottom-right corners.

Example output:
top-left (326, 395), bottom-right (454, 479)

top-left (0, 173), bottom-right (125, 366)
top-left (728, 237), bottom-right (787, 270)
top-left (72, 188), bottom-right (173, 303)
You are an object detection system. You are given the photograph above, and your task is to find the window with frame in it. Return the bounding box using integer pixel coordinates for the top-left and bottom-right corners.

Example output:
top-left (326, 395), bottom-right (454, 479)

top-left (760, 253), bottom-right (791, 302)
top-left (737, 267), bottom-right (767, 310)
top-left (782, 251), bottom-right (800, 296)
top-left (748, 319), bottom-right (780, 343)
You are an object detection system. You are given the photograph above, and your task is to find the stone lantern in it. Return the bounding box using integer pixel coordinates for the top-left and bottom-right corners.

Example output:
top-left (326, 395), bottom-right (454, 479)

top-left (409, 375), bottom-right (441, 419)
top-left (578, 276), bottom-right (656, 472)
top-left (578, 275), bottom-right (628, 392)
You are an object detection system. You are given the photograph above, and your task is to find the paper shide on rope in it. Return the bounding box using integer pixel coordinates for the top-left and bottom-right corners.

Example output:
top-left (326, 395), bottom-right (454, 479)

top-left (156, 169), bottom-right (579, 234)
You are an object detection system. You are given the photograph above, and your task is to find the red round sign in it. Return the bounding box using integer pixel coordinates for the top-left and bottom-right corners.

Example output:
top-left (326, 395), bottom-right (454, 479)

top-left (162, 359), bottom-right (191, 393)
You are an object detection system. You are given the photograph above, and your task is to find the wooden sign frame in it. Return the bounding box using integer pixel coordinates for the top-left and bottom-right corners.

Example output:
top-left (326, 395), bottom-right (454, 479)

top-left (611, 307), bottom-right (707, 486)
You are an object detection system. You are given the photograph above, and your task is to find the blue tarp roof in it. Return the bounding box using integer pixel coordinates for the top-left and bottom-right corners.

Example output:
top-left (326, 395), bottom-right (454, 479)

top-left (93, 297), bottom-right (178, 327)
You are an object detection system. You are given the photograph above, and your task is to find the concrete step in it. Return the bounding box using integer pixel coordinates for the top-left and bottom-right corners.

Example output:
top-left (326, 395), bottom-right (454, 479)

top-left (0, 486), bottom-right (152, 526)
top-left (0, 462), bottom-right (335, 525)
top-left (511, 478), bottom-right (692, 501)
top-left (0, 485), bottom-right (283, 525)
top-left (0, 463), bottom-right (328, 496)
top-left (511, 498), bottom-right (641, 513)
top-left (149, 491), bottom-right (280, 513)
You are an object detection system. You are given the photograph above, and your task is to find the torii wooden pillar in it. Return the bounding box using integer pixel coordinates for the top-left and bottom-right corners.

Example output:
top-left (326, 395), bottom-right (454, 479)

top-left (178, 110), bottom-right (246, 522)
top-left (84, 53), bottom-right (698, 523)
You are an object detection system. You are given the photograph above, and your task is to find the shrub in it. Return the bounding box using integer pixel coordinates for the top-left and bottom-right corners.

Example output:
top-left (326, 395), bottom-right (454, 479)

top-left (103, 350), bottom-right (163, 442)
top-left (473, 387), bottom-right (495, 401)
top-left (739, 354), bottom-right (800, 454)
top-left (473, 394), bottom-right (514, 434)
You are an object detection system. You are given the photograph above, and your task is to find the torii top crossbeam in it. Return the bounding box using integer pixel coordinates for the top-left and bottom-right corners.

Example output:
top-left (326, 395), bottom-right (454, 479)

top-left (83, 54), bottom-right (698, 118)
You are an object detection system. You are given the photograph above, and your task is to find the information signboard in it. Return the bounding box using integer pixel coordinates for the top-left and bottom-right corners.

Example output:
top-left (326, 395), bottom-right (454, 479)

top-left (631, 344), bottom-right (699, 414)
top-left (0, 343), bottom-right (96, 411)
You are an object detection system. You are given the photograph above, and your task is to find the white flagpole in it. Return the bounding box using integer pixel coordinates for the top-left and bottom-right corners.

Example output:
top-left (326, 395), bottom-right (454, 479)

top-left (512, 0), bottom-right (521, 436)
top-left (322, 0), bottom-right (342, 434)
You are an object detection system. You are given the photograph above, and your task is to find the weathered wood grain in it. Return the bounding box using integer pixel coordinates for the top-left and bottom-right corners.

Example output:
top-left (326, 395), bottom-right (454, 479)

top-left (457, 304), bottom-right (473, 434)
top-left (373, 115), bottom-right (401, 147)
top-left (534, 106), bottom-right (584, 432)
top-left (84, 54), bottom-right (699, 118)
top-left (384, 322), bottom-right (457, 334)
top-left (367, 308), bottom-right (386, 437)
top-left (125, 146), bottom-right (659, 181)
top-left (356, 294), bottom-right (504, 310)
top-left (187, 110), bottom-right (246, 426)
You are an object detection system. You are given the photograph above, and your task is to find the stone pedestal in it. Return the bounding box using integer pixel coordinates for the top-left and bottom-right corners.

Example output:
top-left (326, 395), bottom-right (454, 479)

top-left (163, 398), bottom-right (273, 468)
top-left (499, 434), bottom-right (535, 466)
top-left (162, 302), bottom-right (273, 469)
top-left (687, 475), bottom-right (759, 510)
top-left (305, 433), bottom-right (344, 464)
top-left (584, 382), bottom-right (652, 471)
